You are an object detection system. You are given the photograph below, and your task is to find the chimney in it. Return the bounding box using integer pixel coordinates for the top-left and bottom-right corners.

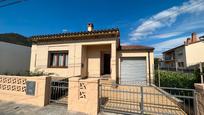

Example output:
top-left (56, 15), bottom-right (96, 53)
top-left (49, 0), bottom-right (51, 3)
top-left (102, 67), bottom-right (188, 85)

top-left (191, 32), bottom-right (198, 43)
top-left (186, 38), bottom-right (191, 45)
top-left (87, 23), bottom-right (94, 32)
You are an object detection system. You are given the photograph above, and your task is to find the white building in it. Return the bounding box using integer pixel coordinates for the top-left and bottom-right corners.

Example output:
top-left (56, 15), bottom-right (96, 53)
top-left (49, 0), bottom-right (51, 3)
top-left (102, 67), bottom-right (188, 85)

top-left (0, 33), bottom-right (31, 74)
top-left (162, 33), bottom-right (204, 69)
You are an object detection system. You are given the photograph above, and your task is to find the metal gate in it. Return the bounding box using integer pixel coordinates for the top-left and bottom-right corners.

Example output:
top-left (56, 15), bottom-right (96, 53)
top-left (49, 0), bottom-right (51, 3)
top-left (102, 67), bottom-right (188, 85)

top-left (50, 78), bottom-right (69, 104)
top-left (100, 84), bottom-right (196, 115)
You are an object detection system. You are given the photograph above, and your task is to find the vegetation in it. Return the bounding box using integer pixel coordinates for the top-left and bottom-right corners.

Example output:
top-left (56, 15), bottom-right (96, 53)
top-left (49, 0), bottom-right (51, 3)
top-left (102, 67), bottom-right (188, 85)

top-left (0, 70), bottom-right (53, 76)
top-left (154, 70), bottom-right (201, 89)
top-left (0, 33), bottom-right (31, 47)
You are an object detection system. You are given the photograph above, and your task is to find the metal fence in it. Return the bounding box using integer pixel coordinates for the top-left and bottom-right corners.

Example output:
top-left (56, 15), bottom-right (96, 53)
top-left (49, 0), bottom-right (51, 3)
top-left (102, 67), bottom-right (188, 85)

top-left (100, 84), bottom-right (188, 115)
top-left (50, 78), bottom-right (69, 104)
top-left (160, 68), bottom-right (195, 73)
top-left (160, 87), bottom-right (197, 115)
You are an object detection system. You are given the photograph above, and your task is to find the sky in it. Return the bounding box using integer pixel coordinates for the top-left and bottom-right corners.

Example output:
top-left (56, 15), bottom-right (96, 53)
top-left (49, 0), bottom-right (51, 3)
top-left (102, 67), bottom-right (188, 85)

top-left (0, 0), bottom-right (204, 56)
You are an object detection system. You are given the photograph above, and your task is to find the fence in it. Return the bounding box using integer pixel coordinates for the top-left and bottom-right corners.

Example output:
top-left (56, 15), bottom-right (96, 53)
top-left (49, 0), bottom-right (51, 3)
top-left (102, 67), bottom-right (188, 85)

top-left (50, 78), bottom-right (69, 104)
top-left (159, 68), bottom-right (195, 73)
top-left (0, 75), bottom-right (51, 107)
top-left (160, 87), bottom-right (197, 115)
top-left (100, 84), bottom-right (187, 115)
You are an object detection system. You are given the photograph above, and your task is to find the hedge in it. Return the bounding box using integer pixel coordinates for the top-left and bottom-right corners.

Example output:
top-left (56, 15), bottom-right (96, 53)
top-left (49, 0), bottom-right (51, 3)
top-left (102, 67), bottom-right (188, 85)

top-left (154, 70), bottom-right (200, 89)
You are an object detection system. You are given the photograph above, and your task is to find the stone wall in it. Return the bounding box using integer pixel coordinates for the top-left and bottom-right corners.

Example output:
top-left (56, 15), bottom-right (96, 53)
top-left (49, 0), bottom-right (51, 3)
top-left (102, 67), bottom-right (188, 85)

top-left (0, 75), bottom-right (51, 107)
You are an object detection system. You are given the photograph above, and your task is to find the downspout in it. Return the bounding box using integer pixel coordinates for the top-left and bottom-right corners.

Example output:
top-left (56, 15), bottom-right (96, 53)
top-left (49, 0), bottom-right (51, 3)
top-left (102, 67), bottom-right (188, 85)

top-left (148, 51), bottom-right (151, 85)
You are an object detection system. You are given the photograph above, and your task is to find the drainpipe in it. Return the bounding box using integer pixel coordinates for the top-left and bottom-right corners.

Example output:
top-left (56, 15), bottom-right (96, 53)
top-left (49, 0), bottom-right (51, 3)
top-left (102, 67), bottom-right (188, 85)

top-left (148, 51), bottom-right (151, 85)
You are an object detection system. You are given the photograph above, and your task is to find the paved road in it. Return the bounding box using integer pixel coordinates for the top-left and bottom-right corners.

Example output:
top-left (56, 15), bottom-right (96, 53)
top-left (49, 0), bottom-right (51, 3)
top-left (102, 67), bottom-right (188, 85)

top-left (0, 101), bottom-right (85, 115)
top-left (0, 101), bottom-right (122, 115)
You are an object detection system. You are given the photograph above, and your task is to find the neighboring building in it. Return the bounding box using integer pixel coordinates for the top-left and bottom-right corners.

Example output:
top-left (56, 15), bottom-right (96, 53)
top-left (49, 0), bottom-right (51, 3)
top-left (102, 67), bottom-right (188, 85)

top-left (161, 33), bottom-right (204, 69)
top-left (30, 24), bottom-right (154, 84)
top-left (0, 33), bottom-right (31, 74)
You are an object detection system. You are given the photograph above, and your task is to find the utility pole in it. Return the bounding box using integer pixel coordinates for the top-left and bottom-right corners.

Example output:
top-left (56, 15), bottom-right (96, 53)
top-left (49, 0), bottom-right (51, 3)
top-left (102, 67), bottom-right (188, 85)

top-left (158, 62), bottom-right (160, 87)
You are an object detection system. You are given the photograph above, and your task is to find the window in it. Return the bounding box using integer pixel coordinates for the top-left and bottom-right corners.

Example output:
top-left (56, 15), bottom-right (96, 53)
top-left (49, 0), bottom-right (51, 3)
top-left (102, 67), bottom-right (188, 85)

top-left (48, 51), bottom-right (68, 68)
top-left (178, 62), bottom-right (184, 67)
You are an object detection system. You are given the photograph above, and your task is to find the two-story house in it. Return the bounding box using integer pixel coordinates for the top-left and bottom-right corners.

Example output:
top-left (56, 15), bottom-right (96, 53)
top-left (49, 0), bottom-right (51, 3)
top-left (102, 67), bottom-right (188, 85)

top-left (30, 24), bottom-right (154, 85)
top-left (162, 33), bottom-right (204, 69)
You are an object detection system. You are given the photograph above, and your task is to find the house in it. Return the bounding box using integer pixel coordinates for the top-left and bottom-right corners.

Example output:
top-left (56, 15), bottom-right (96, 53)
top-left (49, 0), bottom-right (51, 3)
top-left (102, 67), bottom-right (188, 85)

top-left (0, 33), bottom-right (31, 74)
top-left (161, 32), bottom-right (204, 70)
top-left (29, 24), bottom-right (154, 84)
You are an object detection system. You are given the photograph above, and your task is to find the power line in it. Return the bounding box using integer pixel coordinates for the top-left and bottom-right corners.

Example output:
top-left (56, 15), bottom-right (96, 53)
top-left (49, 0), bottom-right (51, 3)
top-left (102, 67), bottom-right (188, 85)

top-left (0, 0), bottom-right (27, 8)
top-left (0, 0), bottom-right (7, 2)
top-left (134, 2), bottom-right (204, 33)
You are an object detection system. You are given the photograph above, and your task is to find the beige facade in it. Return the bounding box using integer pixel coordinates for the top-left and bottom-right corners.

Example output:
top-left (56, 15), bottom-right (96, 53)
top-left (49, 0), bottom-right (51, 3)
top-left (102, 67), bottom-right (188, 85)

top-left (30, 28), bottom-right (154, 84)
top-left (185, 41), bottom-right (204, 67)
top-left (30, 40), bottom-right (118, 80)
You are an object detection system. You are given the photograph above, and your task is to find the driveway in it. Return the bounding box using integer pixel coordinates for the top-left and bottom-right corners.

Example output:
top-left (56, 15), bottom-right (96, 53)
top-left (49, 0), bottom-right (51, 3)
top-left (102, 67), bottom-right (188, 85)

top-left (100, 84), bottom-right (186, 115)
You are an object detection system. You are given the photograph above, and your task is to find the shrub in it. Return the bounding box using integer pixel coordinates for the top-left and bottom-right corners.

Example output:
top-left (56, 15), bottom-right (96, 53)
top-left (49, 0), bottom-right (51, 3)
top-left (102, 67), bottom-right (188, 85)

top-left (0, 70), bottom-right (53, 76)
top-left (154, 70), bottom-right (200, 89)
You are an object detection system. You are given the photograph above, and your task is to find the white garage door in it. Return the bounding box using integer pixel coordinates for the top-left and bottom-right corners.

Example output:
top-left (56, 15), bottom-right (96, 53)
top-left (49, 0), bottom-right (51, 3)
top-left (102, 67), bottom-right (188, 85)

top-left (120, 57), bottom-right (147, 85)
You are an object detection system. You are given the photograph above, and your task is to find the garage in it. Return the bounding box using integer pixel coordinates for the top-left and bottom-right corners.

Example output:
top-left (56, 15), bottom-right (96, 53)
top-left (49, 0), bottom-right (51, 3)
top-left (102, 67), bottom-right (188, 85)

top-left (120, 57), bottom-right (147, 85)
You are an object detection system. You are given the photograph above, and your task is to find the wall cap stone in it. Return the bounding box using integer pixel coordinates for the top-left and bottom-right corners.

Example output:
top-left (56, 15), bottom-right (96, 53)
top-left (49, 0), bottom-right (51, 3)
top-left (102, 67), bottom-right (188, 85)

top-left (69, 77), bottom-right (99, 83)
top-left (195, 83), bottom-right (204, 93)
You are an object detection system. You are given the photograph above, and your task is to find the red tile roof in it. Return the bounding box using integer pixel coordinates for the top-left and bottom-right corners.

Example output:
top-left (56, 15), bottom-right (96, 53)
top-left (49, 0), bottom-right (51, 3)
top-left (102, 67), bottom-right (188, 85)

top-left (30, 28), bottom-right (119, 42)
top-left (120, 45), bottom-right (154, 51)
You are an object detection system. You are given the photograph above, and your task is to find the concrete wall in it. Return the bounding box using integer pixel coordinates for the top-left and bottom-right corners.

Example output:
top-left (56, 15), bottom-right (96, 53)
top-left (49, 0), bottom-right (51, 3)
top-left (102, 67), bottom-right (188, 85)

top-left (30, 40), bottom-right (117, 78)
top-left (118, 51), bottom-right (154, 84)
top-left (68, 77), bottom-right (99, 115)
top-left (194, 83), bottom-right (204, 115)
top-left (0, 42), bottom-right (31, 74)
top-left (0, 75), bottom-right (51, 107)
top-left (185, 41), bottom-right (204, 67)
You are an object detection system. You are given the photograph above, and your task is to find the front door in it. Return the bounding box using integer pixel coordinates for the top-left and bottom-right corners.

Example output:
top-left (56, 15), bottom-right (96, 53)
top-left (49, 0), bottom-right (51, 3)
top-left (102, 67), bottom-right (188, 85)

top-left (103, 54), bottom-right (111, 74)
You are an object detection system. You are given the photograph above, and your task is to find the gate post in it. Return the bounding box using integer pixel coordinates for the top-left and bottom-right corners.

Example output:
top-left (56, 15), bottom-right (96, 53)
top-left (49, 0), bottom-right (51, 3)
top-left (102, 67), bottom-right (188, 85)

top-left (194, 83), bottom-right (204, 115)
top-left (140, 86), bottom-right (144, 115)
top-left (68, 77), bottom-right (99, 115)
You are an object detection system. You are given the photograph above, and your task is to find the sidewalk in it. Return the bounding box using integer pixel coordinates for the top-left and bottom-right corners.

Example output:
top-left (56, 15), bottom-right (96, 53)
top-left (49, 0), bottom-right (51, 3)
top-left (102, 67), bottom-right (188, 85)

top-left (0, 101), bottom-right (84, 115)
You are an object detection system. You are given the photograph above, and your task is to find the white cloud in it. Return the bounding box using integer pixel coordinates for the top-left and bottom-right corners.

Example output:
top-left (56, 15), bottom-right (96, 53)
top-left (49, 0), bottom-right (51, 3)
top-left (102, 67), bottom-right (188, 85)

top-left (150, 32), bottom-right (183, 39)
top-left (152, 32), bottom-right (204, 55)
top-left (152, 36), bottom-right (187, 52)
top-left (121, 42), bottom-right (131, 45)
top-left (129, 0), bottom-right (204, 41)
top-left (62, 29), bottom-right (68, 32)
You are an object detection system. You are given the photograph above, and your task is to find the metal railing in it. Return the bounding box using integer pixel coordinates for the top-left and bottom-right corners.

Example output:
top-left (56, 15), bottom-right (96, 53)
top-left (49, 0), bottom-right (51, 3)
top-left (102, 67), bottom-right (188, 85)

top-left (119, 80), bottom-right (148, 86)
top-left (50, 78), bottom-right (69, 104)
top-left (100, 84), bottom-right (187, 115)
top-left (160, 87), bottom-right (197, 115)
